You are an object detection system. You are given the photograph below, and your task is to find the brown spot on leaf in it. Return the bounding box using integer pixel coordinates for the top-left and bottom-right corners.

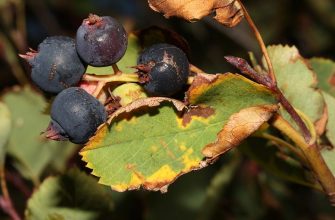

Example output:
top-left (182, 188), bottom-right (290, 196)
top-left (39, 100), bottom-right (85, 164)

top-left (182, 106), bottom-right (215, 127)
top-left (148, 0), bottom-right (243, 27)
top-left (202, 104), bottom-right (278, 159)
top-left (125, 163), bottom-right (136, 170)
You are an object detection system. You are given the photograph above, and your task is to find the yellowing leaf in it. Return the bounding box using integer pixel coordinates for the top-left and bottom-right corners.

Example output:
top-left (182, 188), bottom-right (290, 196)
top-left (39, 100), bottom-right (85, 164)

top-left (202, 105), bottom-right (278, 158)
top-left (148, 0), bottom-right (243, 27)
top-left (81, 73), bottom-right (278, 192)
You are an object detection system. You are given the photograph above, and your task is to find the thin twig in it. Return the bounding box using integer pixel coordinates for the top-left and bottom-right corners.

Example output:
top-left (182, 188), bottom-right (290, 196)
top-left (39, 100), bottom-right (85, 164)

top-left (6, 170), bottom-right (31, 198)
top-left (236, 0), bottom-right (276, 85)
top-left (225, 56), bottom-right (272, 87)
top-left (276, 89), bottom-right (312, 142)
top-left (92, 81), bottom-right (106, 97)
top-left (0, 167), bottom-right (21, 220)
top-left (254, 133), bottom-right (306, 162)
top-left (225, 55), bottom-right (311, 142)
top-left (272, 114), bottom-right (335, 205)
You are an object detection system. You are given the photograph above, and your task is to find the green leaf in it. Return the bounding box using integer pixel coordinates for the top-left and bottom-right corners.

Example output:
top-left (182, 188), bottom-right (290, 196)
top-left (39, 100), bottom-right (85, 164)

top-left (25, 168), bottom-right (114, 220)
top-left (85, 34), bottom-right (140, 75)
top-left (309, 58), bottom-right (335, 96)
top-left (0, 102), bottom-right (11, 165)
top-left (81, 73), bottom-right (278, 192)
top-left (266, 45), bottom-right (326, 132)
top-left (2, 87), bottom-right (77, 182)
top-left (308, 58), bottom-right (335, 146)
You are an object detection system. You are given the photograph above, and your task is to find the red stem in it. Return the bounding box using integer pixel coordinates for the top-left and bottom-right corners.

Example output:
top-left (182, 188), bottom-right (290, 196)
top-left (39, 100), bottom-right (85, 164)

top-left (276, 89), bottom-right (312, 142)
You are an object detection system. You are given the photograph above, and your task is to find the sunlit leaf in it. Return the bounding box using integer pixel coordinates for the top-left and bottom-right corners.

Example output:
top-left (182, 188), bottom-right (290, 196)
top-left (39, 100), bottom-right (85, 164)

top-left (0, 102), bottom-right (11, 165)
top-left (2, 87), bottom-right (77, 182)
top-left (81, 73), bottom-right (278, 192)
top-left (25, 168), bottom-right (114, 220)
top-left (86, 34), bottom-right (140, 75)
top-left (266, 45), bottom-right (326, 134)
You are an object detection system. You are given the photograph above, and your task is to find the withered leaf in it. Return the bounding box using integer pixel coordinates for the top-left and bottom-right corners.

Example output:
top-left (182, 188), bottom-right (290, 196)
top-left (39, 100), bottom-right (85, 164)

top-left (148, 0), bottom-right (243, 27)
top-left (202, 105), bottom-right (278, 159)
top-left (81, 73), bottom-right (277, 192)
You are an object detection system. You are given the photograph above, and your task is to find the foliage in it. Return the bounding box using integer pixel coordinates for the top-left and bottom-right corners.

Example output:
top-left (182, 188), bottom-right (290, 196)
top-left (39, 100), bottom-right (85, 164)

top-left (0, 0), bottom-right (335, 219)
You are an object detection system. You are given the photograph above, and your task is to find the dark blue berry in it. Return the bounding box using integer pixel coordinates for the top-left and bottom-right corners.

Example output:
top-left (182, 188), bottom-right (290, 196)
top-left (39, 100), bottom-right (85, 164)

top-left (22, 36), bottom-right (86, 94)
top-left (76, 14), bottom-right (128, 66)
top-left (46, 87), bottom-right (107, 144)
top-left (137, 43), bottom-right (189, 97)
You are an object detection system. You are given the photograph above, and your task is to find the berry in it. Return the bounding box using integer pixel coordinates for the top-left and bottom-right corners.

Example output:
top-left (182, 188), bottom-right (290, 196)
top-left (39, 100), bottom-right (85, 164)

top-left (137, 43), bottom-right (189, 97)
top-left (46, 87), bottom-right (107, 144)
top-left (20, 36), bottom-right (86, 94)
top-left (76, 14), bottom-right (128, 66)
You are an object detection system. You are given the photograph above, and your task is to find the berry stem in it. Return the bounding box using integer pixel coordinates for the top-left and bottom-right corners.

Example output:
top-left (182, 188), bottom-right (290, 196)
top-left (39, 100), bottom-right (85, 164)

top-left (83, 73), bottom-right (140, 83)
top-left (112, 64), bottom-right (121, 74)
top-left (189, 64), bottom-right (205, 74)
top-left (93, 81), bottom-right (106, 97)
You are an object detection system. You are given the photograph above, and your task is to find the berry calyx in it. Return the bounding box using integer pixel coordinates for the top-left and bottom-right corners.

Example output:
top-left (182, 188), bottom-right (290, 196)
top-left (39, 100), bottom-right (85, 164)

top-left (46, 87), bottom-right (107, 144)
top-left (137, 43), bottom-right (189, 97)
top-left (76, 14), bottom-right (128, 67)
top-left (20, 36), bottom-right (86, 94)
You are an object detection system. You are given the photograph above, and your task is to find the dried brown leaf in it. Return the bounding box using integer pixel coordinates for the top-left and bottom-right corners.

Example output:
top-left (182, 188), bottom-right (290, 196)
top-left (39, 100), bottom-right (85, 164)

top-left (202, 104), bottom-right (279, 159)
top-left (148, 0), bottom-right (243, 27)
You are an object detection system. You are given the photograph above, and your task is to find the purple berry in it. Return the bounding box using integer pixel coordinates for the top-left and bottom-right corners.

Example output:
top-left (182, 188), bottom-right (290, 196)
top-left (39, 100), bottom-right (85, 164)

top-left (76, 14), bottom-right (128, 66)
top-left (20, 36), bottom-right (86, 94)
top-left (46, 87), bottom-right (107, 144)
top-left (137, 43), bottom-right (189, 97)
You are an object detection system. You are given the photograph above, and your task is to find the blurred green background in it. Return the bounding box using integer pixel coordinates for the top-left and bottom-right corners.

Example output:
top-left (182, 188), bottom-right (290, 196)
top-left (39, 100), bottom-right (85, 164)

top-left (0, 0), bottom-right (335, 219)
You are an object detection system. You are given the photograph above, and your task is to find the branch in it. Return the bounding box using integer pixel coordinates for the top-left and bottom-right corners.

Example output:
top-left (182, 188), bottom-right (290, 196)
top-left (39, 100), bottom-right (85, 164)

top-left (271, 114), bottom-right (335, 205)
top-left (0, 167), bottom-right (21, 220)
top-left (236, 0), bottom-right (276, 84)
top-left (225, 56), bottom-right (311, 142)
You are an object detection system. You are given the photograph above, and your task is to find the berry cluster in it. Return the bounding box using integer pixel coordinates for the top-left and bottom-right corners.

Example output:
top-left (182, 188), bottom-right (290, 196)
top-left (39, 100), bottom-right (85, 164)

top-left (21, 14), bottom-right (189, 144)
